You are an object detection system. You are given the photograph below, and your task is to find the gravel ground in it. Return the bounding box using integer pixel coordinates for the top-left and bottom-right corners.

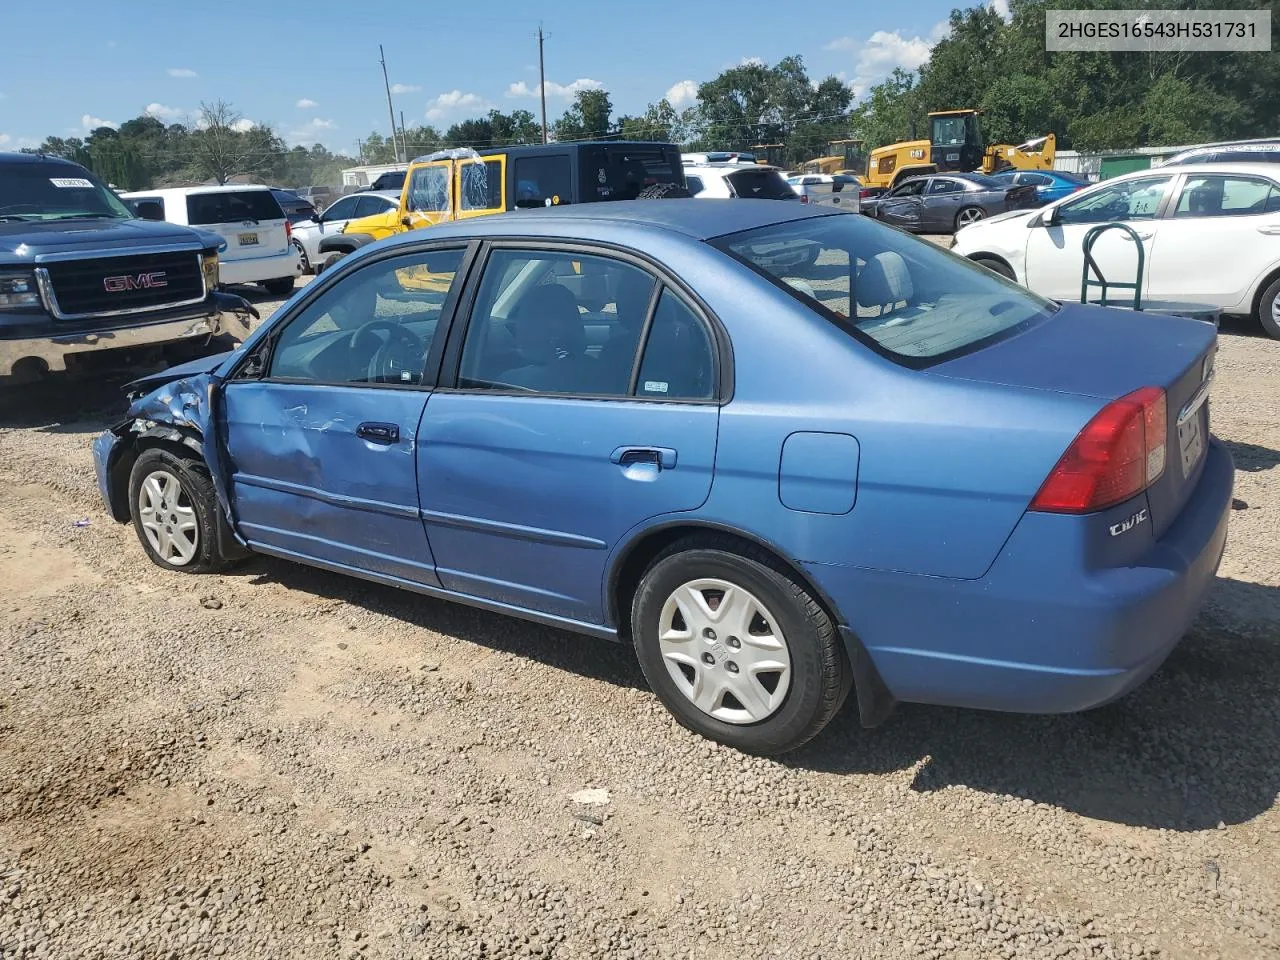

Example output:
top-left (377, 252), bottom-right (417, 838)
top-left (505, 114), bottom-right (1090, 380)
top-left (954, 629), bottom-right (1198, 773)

top-left (0, 276), bottom-right (1278, 960)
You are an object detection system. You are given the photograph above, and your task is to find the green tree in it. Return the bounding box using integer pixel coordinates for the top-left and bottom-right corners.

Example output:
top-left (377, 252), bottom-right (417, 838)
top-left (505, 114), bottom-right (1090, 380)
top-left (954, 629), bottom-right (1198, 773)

top-left (554, 89), bottom-right (613, 142)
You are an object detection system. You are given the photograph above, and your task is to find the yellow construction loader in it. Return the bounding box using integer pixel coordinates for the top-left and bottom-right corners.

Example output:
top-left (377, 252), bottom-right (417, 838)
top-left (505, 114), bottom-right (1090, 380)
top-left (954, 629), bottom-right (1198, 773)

top-left (864, 109), bottom-right (1055, 191)
top-left (800, 139), bottom-right (866, 176)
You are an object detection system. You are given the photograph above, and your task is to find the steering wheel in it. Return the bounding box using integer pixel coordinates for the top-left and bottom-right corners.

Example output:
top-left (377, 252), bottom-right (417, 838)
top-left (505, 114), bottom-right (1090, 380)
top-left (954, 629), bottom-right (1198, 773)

top-left (349, 320), bottom-right (424, 384)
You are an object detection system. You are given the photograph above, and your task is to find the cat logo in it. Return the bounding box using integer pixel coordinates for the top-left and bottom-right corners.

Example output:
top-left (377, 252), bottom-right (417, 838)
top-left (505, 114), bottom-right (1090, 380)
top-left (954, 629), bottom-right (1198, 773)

top-left (909, 148), bottom-right (926, 160)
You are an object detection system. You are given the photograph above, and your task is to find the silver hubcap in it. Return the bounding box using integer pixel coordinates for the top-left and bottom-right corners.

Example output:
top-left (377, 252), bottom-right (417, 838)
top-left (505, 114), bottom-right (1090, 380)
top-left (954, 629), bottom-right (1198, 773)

top-left (657, 578), bottom-right (792, 724)
top-left (958, 208), bottom-right (984, 226)
top-left (1271, 291), bottom-right (1280, 325)
top-left (292, 239), bottom-right (309, 270)
top-left (138, 470), bottom-right (198, 566)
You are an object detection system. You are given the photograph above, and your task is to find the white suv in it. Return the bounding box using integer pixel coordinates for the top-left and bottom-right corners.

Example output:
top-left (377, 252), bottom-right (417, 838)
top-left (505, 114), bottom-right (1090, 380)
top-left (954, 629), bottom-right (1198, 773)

top-left (682, 163), bottom-right (799, 202)
top-left (122, 186), bottom-right (301, 295)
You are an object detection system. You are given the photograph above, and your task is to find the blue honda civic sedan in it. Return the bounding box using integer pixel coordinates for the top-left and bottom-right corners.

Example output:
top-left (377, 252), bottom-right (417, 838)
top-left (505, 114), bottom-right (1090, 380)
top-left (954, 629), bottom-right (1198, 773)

top-left (93, 200), bottom-right (1232, 755)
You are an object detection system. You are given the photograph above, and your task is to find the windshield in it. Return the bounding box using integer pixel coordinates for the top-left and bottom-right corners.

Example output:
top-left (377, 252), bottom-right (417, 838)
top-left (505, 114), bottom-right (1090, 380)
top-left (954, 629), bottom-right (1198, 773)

top-left (0, 161), bottom-right (133, 221)
top-left (726, 169), bottom-right (797, 200)
top-left (711, 213), bottom-right (1054, 366)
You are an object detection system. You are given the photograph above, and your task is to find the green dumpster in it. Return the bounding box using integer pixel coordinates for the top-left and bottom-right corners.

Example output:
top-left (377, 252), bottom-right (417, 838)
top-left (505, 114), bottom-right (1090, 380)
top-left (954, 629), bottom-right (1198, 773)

top-left (1099, 154), bottom-right (1152, 179)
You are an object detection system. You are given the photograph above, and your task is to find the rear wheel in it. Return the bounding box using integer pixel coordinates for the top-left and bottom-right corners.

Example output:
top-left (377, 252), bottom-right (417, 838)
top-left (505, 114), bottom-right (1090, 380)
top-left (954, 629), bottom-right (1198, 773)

top-left (263, 276), bottom-right (295, 296)
top-left (630, 537), bottom-right (849, 755)
top-left (971, 255), bottom-right (1016, 281)
top-left (1255, 275), bottom-right (1280, 339)
top-left (955, 206), bottom-right (986, 230)
top-left (291, 239), bottom-right (311, 274)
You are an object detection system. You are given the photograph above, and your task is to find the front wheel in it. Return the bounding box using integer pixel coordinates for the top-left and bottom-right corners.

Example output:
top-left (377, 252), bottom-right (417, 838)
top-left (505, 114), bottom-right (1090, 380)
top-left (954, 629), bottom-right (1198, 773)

top-left (971, 256), bottom-right (1016, 281)
top-left (954, 206), bottom-right (986, 231)
top-left (1255, 275), bottom-right (1280, 339)
top-left (630, 537), bottom-right (849, 755)
top-left (128, 448), bottom-right (229, 574)
top-left (263, 276), bottom-right (295, 296)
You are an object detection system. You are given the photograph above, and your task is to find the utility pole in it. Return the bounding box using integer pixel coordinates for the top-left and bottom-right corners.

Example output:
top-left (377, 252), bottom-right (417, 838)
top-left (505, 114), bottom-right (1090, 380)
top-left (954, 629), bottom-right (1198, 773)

top-left (379, 44), bottom-right (401, 163)
top-left (400, 109), bottom-right (409, 160)
top-left (538, 25), bottom-right (548, 144)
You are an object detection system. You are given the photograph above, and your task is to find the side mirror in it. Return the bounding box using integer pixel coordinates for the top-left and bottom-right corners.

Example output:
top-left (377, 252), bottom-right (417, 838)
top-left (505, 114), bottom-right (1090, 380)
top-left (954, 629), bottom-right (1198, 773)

top-left (401, 215), bottom-right (412, 227)
top-left (239, 353), bottom-right (265, 379)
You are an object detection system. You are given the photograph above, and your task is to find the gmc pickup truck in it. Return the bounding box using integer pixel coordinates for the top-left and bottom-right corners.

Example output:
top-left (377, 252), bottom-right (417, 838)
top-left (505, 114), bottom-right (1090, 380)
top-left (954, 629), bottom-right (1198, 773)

top-left (1, 152), bottom-right (256, 381)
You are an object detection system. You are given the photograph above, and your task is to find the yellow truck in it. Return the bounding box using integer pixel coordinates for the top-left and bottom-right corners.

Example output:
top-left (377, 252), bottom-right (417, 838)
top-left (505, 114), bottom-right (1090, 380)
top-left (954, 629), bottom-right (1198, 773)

top-left (316, 141), bottom-right (684, 273)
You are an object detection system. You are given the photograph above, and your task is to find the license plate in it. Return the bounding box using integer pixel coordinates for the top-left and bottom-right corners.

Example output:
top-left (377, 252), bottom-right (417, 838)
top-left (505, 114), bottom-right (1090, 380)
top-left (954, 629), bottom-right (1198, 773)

top-left (1178, 409), bottom-right (1205, 477)
top-left (238, 232), bottom-right (259, 246)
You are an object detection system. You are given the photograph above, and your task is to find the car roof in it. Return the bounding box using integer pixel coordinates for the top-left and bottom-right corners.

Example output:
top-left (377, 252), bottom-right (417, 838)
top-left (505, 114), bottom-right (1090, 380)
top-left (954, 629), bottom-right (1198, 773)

top-left (1135, 161), bottom-right (1280, 177)
top-left (0, 151), bottom-right (84, 167)
top-left (386, 198), bottom-right (839, 246)
top-left (121, 185), bottom-right (275, 197)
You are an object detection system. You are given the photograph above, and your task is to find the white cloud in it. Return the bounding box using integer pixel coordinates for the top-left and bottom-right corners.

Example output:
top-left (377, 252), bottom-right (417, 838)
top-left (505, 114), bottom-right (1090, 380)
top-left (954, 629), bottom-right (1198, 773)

top-left (739, 56), bottom-right (765, 67)
top-left (285, 117), bottom-right (338, 142)
top-left (506, 77), bottom-right (603, 99)
top-left (144, 102), bottom-right (186, 122)
top-left (989, 0), bottom-right (1012, 21)
top-left (390, 83), bottom-right (421, 95)
top-left (0, 134), bottom-right (10, 147)
top-left (664, 80), bottom-right (698, 108)
top-left (168, 67), bottom-right (198, 78)
top-left (82, 113), bottom-right (119, 132)
top-left (826, 24), bottom-right (946, 96)
top-left (296, 98), bottom-right (318, 109)
top-left (229, 118), bottom-right (255, 133)
top-left (426, 90), bottom-right (492, 122)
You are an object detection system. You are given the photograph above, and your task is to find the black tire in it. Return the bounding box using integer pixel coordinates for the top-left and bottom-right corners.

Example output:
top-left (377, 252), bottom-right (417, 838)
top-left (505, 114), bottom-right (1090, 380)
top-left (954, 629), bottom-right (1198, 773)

top-left (317, 252), bottom-right (346, 275)
top-left (954, 206), bottom-right (986, 231)
top-left (1255, 275), bottom-right (1280, 339)
top-left (638, 182), bottom-right (692, 199)
top-left (127, 447), bottom-right (229, 575)
top-left (971, 256), bottom-right (1016, 281)
top-left (263, 276), bottom-right (295, 296)
top-left (291, 239), bottom-right (312, 275)
top-left (630, 535), bottom-right (850, 755)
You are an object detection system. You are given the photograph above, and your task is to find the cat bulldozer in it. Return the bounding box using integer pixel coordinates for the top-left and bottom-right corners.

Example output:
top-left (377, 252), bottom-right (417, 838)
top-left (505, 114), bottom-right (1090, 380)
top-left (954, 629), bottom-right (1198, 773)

top-left (864, 109), bottom-right (1055, 191)
top-left (800, 139), bottom-right (867, 177)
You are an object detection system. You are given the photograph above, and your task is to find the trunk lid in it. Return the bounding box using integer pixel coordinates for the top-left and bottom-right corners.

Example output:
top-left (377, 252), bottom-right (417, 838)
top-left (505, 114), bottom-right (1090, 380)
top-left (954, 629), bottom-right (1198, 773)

top-left (184, 190), bottom-right (290, 262)
top-left (933, 301), bottom-right (1218, 538)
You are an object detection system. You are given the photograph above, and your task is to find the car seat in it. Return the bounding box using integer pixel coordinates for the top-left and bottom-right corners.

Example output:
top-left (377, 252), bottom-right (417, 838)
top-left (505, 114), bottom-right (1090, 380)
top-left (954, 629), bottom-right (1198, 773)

top-left (498, 284), bottom-right (593, 391)
top-left (855, 252), bottom-right (913, 318)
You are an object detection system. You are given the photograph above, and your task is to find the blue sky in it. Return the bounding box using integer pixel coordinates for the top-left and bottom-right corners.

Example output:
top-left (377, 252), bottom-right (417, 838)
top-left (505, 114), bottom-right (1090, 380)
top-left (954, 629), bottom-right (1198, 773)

top-left (0, 0), bottom-right (992, 156)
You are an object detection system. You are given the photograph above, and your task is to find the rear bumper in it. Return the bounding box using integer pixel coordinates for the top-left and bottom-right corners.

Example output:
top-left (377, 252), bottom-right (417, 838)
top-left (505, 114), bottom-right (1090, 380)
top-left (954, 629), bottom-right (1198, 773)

top-left (810, 439), bottom-right (1234, 714)
top-left (0, 305), bottom-right (223, 376)
top-left (218, 249), bottom-right (300, 285)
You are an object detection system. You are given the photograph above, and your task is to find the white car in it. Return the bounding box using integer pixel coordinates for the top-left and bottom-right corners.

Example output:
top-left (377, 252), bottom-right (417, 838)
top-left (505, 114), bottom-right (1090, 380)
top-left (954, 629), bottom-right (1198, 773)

top-left (289, 190), bottom-right (400, 274)
top-left (951, 162), bottom-right (1280, 338)
top-left (683, 163), bottom-right (798, 202)
top-left (122, 186), bottom-right (301, 296)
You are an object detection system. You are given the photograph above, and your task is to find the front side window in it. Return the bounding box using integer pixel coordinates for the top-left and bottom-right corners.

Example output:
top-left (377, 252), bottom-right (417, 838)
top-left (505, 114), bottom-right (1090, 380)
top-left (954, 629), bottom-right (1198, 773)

top-left (1173, 175), bottom-right (1280, 218)
top-left (460, 160), bottom-right (503, 211)
top-left (514, 155), bottom-right (572, 207)
top-left (268, 248), bottom-right (465, 385)
top-left (407, 164), bottom-right (450, 213)
top-left (893, 180), bottom-right (926, 197)
top-left (1019, 173), bottom-right (1052, 187)
top-left (0, 161), bottom-right (133, 221)
top-left (1055, 176), bottom-right (1172, 225)
top-left (713, 213), bottom-right (1053, 366)
top-left (459, 248), bottom-right (676, 398)
top-left (186, 191), bottom-right (283, 225)
top-left (321, 195), bottom-right (360, 221)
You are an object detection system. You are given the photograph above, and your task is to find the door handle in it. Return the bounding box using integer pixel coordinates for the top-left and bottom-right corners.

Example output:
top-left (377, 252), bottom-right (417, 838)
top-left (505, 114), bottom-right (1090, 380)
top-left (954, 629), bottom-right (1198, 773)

top-left (610, 446), bottom-right (677, 469)
top-left (1121, 231), bottom-right (1153, 241)
top-left (1257, 225), bottom-right (1280, 235)
top-left (356, 422), bottom-right (400, 445)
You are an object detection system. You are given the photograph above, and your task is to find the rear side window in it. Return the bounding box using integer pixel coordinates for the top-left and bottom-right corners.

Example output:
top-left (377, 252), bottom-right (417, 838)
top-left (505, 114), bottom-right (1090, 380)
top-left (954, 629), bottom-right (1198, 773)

top-left (1173, 175), bottom-right (1280, 217)
top-left (685, 175), bottom-right (705, 197)
top-left (460, 160), bottom-right (504, 211)
top-left (636, 290), bottom-right (716, 400)
top-left (353, 194), bottom-right (391, 218)
top-left (579, 146), bottom-right (682, 202)
top-left (514, 155), bottom-right (572, 207)
top-left (186, 191), bottom-right (283, 225)
top-left (725, 169), bottom-right (795, 200)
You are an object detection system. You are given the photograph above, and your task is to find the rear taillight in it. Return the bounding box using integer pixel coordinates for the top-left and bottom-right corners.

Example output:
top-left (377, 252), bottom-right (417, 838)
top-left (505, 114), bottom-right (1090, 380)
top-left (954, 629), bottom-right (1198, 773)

top-left (859, 188), bottom-right (873, 199)
top-left (799, 194), bottom-right (808, 203)
top-left (1030, 386), bottom-right (1167, 514)
top-left (285, 219), bottom-right (292, 241)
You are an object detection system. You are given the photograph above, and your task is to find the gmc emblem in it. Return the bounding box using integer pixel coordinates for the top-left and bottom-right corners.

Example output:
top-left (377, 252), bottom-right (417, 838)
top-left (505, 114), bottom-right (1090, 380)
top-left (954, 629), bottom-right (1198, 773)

top-left (103, 272), bottom-right (168, 292)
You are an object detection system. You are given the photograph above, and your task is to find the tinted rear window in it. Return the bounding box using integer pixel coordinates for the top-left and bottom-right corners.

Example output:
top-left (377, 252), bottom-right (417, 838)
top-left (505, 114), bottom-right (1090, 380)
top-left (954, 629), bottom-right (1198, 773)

top-left (186, 190), bottom-right (284, 224)
top-left (712, 213), bottom-right (1053, 367)
top-left (726, 169), bottom-right (796, 200)
top-left (579, 146), bottom-right (683, 202)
